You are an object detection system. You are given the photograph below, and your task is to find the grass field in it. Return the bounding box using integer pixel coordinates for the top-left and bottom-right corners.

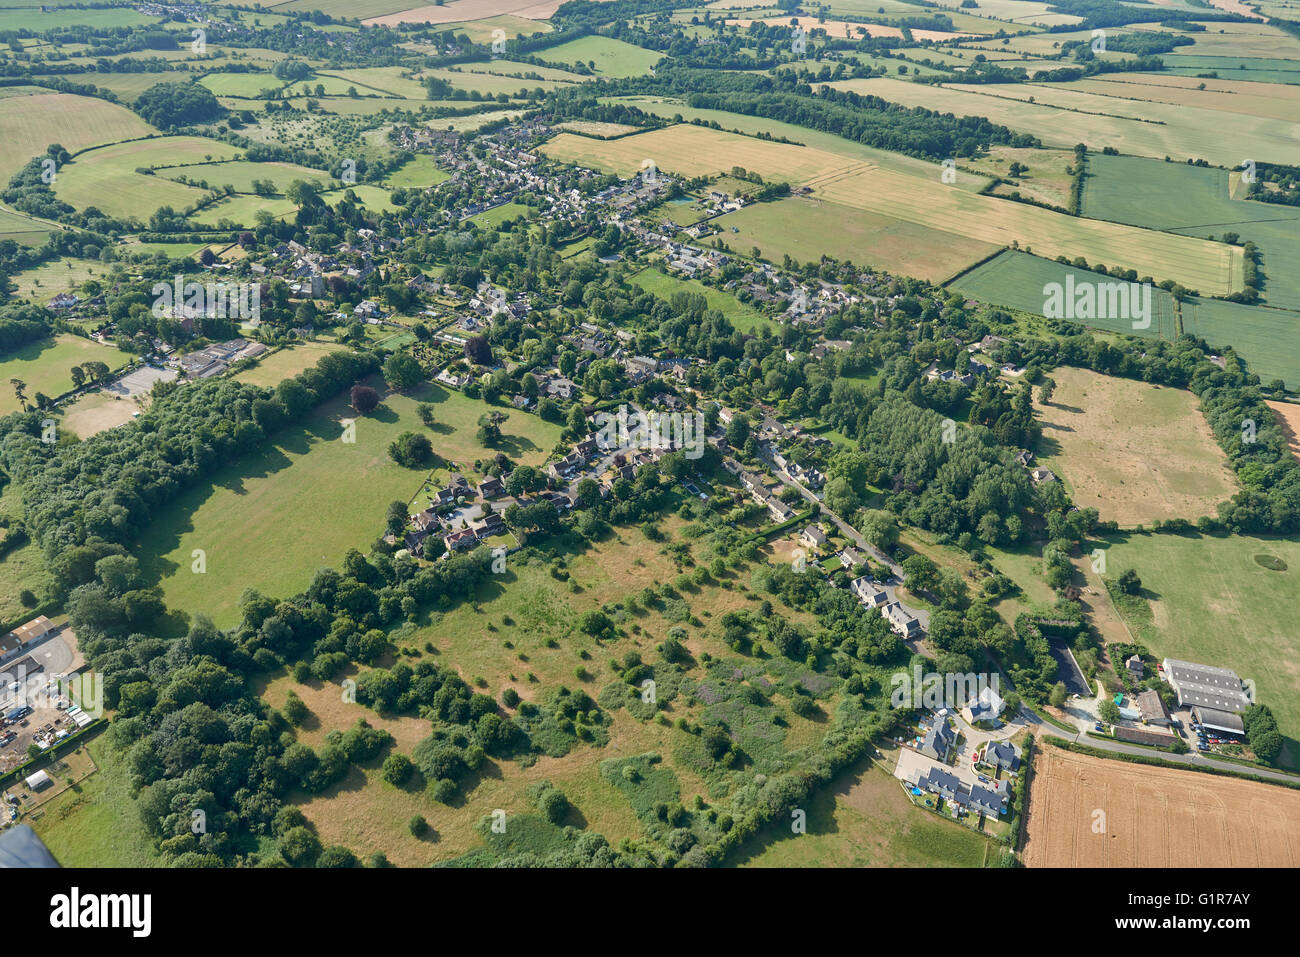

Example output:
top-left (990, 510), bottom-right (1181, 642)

top-left (0, 6), bottom-right (155, 31)
top-left (0, 205), bottom-right (54, 246)
top-left (384, 154), bottom-right (451, 189)
top-left (538, 35), bottom-right (665, 77)
top-left (0, 90), bottom-right (154, 184)
top-left (136, 378), bottom-right (561, 626)
top-left (729, 755), bottom-right (993, 866)
top-left (199, 72), bottom-right (288, 98)
top-left (949, 250), bottom-right (1179, 339)
top-left (0, 482), bottom-right (53, 622)
top-left (542, 124), bottom-right (1237, 293)
top-left (828, 76), bottom-right (1300, 167)
top-left (1034, 367), bottom-right (1237, 527)
top-left (0, 334), bottom-right (132, 415)
top-left (10, 256), bottom-right (112, 300)
top-left (1081, 153), bottom-right (1300, 312)
top-left (60, 389), bottom-right (143, 438)
top-left (231, 343), bottom-right (348, 388)
top-left (630, 266), bottom-right (774, 332)
top-left (1096, 532), bottom-right (1300, 764)
top-left (1181, 298), bottom-right (1300, 390)
top-left (156, 158), bottom-right (333, 194)
top-left (1024, 742), bottom-right (1300, 866)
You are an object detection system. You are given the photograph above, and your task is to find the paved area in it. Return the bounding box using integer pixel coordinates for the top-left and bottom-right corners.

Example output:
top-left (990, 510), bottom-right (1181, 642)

top-left (106, 365), bottom-right (177, 398)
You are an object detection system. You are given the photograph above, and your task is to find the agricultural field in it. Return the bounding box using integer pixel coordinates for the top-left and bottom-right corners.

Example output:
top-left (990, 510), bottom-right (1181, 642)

top-left (0, 89), bottom-right (154, 183)
top-left (0, 205), bottom-right (53, 245)
top-left (0, 334), bottom-right (132, 415)
top-left (136, 378), bottom-right (562, 627)
top-left (1267, 400), bottom-right (1300, 461)
top-left (1033, 366), bottom-right (1238, 527)
top-left (630, 266), bottom-right (774, 332)
top-left (542, 124), bottom-right (1237, 293)
top-left (537, 36), bottom-right (665, 76)
top-left (1023, 743), bottom-right (1300, 866)
top-left (828, 76), bottom-right (1300, 168)
top-left (0, 482), bottom-right (53, 624)
top-left (1096, 532), bottom-right (1300, 761)
top-left (1181, 299), bottom-right (1300, 390)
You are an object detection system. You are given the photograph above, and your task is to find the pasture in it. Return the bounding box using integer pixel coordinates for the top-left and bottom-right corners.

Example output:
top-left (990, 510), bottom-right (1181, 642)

top-left (1033, 366), bottom-right (1237, 527)
top-left (0, 206), bottom-right (53, 246)
top-left (136, 378), bottom-right (561, 626)
top-left (538, 36), bottom-right (665, 76)
top-left (0, 90), bottom-right (153, 184)
top-left (231, 342), bottom-right (348, 388)
top-left (0, 334), bottom-right (132, 415)
top-left (1096, 531), bottom-right (1300, 761)
top-left (1023, 743), bottom-right (1300, 866)
top-left (542, 124), bottom-right (1237, 293)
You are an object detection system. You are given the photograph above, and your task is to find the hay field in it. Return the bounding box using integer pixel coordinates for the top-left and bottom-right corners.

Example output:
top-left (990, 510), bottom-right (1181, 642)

top-left (827, 76), bottom-right (1300, 167)
top-left (0, 90), bottom-right (154, 183)
top-left (1023, 744), bottom-right (1300, 867)
top-left (543, 125), bottom-right (1237, 293)
top-left (360, 0), bottom-right (615, 26)
top-left (1034, 366), bottom-right (1237, 527)
top-left (1067, 73), bottom-right (1300, 123)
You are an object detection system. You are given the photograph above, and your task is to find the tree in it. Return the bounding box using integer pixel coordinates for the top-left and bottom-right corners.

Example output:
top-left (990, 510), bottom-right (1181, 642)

top-left (383, 351), bottom-right (423, 391)
top-left (1039, 376), bottom-right (1056, 404)
top-left (465, 335), bottom-right (492, 366)
top-left (857, 509), bottom-right (899, 550)
top-left (389, 431), bottom-right (432, 467)
top-left (901, 554), bottom-right (939, 594)
top-left (350, 384), bottom-right (380, 414)
top-left (382, 753), bottom-right (413, 786)
top-left (386, 500), bottom-right (409, 536)
top-left (1048, 681), bottom-right (1068, 708)
top-left (1117, 568), bottom-right (1142, 595)
top-left (1098, 698), bottom-right (1121, 724)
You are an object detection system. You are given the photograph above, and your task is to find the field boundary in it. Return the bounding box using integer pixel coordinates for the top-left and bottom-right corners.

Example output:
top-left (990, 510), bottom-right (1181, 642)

top-left (1041, 734), bottom-right (1300, 790)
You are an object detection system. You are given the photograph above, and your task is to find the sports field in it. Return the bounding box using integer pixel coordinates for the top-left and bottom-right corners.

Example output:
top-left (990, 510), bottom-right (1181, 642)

top-left (0, 334), bottom-right (132, 415)
top-left (1024, 743), bottom-right (1300, 866)
top-left (1034, 366), bottom-right (1237, 527)
top-left (1096, 532), bottom-right (1300, 760)
top-left (136, 379), bottom-right (561, 625)
top-left (543, 125), bottom-right (1237, 293)
top-left (0, 90), bottom-right (154, 183)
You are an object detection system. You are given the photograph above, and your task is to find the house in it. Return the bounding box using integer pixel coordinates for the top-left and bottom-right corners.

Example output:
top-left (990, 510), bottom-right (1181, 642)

top-left (919, 715), bottom-right (955, 762)
top-left (623, 355), bottom-right (659, 382)
top-left (479, 476), bottom-right (505, 499)
top-left (803, 468), bottom-right (826, 489)
top-left (1015, 449), bottom-right (1034, 468)
top-left (473, 511), bottom-right (505, 538)
top-left (800, 525), bottom-right (828, 551)
top-left (981, 740), bottom-right (1021, 773)
top-left (412, 509), bottom-right (440, 533)
top-left (881, 601), bottom-right (921, 639)
top-left (1029, 467), bottom-right (1057, 485)
top-left (545, 377), bottom-right (578, 400)
top-left (766, 496), bottom-right (795, 522)
top-left (961, 685), bottom-right (1005, 726)
top-left (1125, 654), bottom-right (1144, 679)
top-left (1136, 689), bottom-right (1171, 726)
top-left (838, 547), bottom-right (865, 571)
top-left (444, 528), bottom-right (477, 551)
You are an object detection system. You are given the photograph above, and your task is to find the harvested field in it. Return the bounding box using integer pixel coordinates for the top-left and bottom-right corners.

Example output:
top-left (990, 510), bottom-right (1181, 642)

top-left (1034, 366), bottom-right (1237, 527)
top-left (1023, 743), bottom-right (1300, 867)
top-left (362, 0), bottom-right (614, 26)
top-left (1267, 400), bottom-right (1300, 461)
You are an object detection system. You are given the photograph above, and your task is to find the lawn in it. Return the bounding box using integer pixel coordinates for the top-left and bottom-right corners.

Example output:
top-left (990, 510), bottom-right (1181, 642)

top-left (1096, 532), bottom-right (1300, 768)
top-left (384, 154), bottom-right (450, 189)
top-left (1034, 366), bottom-right (1237, 527)
top-left (0, 334), bottom-right (132, 415)
top-left (232, 342), bottom-right (347, 388)
top-left (630, 266), bottom-right (773, 332)
top-left (728, 755), bottom-right (994, 866)
top-left (135, 378), bottom-right (561, 626)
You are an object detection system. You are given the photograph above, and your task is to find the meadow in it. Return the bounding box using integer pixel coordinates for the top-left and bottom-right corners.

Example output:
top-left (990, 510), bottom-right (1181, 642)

top-left (231, 342), bottom-right (348, 388)
top-left (538, 35), bottom-right (665, 77)
top-left (1034, 366), bottom-right (1237, 527)
top-left (1096, 532), bottom-right (1300, 768)
top-left (0, 334), bottom-right (132, 414)
top-left (135, 377), bottom-right (561, 626)
top-left (0, 89), bottom-right (153, 183)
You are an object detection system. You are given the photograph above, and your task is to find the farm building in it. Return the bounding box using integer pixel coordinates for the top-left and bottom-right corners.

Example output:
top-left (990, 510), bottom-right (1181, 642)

top-left (1193, 707), bottom-right (1246, 736)
top-left (1136, 689), bottom-right (1171, 726)
top-left (1162, 658), bottom-right (1251, 714)
top-left (0, 616), bottom-right (54, 664)
top-left (24, 769), bottom-right (52, 791)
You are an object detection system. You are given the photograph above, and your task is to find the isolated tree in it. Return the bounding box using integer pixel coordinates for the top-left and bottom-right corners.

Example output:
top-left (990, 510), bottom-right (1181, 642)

top-left (1098, 698), bottom-right (1121, 724)
top-left (350, 384), bottom-right (380, 414)
top-left (1117, 568), bottom-right (1142, 595)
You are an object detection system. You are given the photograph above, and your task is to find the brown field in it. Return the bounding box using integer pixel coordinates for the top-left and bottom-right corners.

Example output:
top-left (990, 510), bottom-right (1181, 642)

top-left (725, 15), bottom-right (977, 40)
top-left (363, 0), bottom-right (613, 26)
top-left (60, 390), bottom-right (142, 438)
top-left (1035, 366), bottom-right (1237, 527)
top-left (1267, 400), bottom-right (1300, 461)
top-left (1023, 744), bottom-right (1300, 866)
top-left (541, 124), bottom-right (1237, 294)
top-left (1066, 73), bottom-right (1300, 123)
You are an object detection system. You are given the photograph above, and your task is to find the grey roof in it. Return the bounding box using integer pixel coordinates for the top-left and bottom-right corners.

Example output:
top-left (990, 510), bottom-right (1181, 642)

top-left (1194, 707), bottom-right (1246, 734)
top-left (0, 825), bottom-right (59, 867)
top-left (1164, 658), bottom-right (1250, 712)
top-left (985, 740), bottom-right (1020, 769)
top-left (921, 718), bottom-right (954, 758)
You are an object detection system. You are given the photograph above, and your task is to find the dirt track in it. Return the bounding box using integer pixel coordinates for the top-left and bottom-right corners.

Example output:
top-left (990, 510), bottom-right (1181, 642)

top-left (1023, 744), bottom-right (1300, 867)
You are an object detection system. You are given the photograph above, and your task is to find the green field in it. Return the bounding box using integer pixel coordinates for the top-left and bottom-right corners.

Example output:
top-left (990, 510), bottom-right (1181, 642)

top-left (157, 159), bottom-right (334, 194)
top-left (1097, 532), bottom-right (1300, 767)
top-left (949, 250), bottom-right (1178, 340)
top-left (0, 334), bottom-right (132, 414)
top-left (0, 6), bottom-right (155, 31)
top-left (0, 482), bottom-right (53, 623)
top-left (631, 266), bottom-right (773, 332)
top-left (730, 758), bottom-right (994, 866)
top-left (1081, 153), bottom-right (1300, 311)
top-left (136, 378), bottom-right (562, 626)
top-left (0, 89), bottom-right (154, 183)
top-left (199, 72), bottom-right (288, 98)
top-left (384, 154), bottom-right (450, 189)
top-left (0, 205), bottom-right (53, 245)
top-left (1181, 298), bottom-right (1300, 389)
top-left (538, 36), bottom-right (666, 77)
